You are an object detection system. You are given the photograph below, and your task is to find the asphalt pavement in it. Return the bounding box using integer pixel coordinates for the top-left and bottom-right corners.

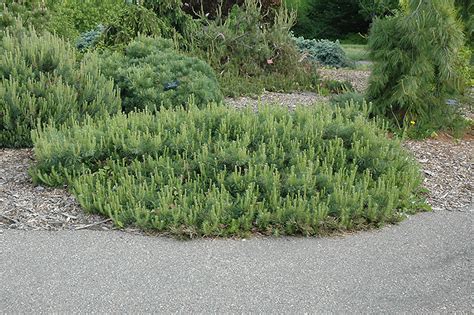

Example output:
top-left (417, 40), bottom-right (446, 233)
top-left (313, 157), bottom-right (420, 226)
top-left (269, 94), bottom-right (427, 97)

top-left (1, 210), bottom-right (472, 313)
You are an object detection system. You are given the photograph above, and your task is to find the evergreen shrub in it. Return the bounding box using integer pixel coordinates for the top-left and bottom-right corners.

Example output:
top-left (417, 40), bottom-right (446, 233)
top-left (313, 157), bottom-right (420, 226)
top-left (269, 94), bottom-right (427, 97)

top-left (0, 28), bottom-right (121, 148)
top-left (100, 4), bottom-right (166, 49)
top-left (0, 1), bottom-right (50, 35)
top-left (47, 0), bottom-right (126, 41)
top-left (294, 37), bottom-right (352, 68)
top-left (330, 92), bottom-right (366, 107)
top-left (141, 0), bottom-right (198, 41)
top-left (367, 0), bottom-right (466, 133)
top-left (32, 103), bottom-right (427, 237)
top-left (76, 24), bottom-right (105, 51)
top-left (99, 36), bottom-right (222, 112)
top-left (188, 0), bottom-right (316, 91)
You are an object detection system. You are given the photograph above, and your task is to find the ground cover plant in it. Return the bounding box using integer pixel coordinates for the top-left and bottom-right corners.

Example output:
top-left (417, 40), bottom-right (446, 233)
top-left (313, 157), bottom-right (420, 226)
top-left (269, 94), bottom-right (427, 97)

top-left (294, 37), bottom-right (352, 68)
top-left (0, 26), bottom-right (120, 148)
top-left (31, 103), bottom-right (427, 237)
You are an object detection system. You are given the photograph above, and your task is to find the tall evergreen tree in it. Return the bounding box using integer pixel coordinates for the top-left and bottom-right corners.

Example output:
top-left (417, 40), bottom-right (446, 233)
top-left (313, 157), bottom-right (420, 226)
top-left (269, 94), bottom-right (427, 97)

top-left (367, 0), bottom-right (465, 128)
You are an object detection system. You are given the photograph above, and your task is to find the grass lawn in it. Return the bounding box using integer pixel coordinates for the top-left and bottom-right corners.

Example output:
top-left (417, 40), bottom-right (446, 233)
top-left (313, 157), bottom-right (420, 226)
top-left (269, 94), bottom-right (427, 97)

top-left (341, 44), bottom-right (370, 62)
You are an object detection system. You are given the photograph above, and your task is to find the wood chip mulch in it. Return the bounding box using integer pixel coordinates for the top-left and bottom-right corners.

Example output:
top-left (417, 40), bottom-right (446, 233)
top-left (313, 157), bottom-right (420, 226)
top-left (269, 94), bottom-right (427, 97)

top-left (404, 138), bottom-right (473, 211)
top-left (0, 149), bottom-right (114, 231)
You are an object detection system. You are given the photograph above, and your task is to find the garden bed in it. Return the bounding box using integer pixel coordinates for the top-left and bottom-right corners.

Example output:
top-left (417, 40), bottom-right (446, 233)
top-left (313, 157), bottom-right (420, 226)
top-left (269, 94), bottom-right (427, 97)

top-left (1, 136), bottom-right (471, 233)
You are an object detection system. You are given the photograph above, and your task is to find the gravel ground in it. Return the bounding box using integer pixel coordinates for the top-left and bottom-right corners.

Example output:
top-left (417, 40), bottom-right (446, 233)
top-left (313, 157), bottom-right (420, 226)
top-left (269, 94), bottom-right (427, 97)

top-left (224, 91), bottom-right (328, 110)
top-left (318, 68), bottom-right (371, 92)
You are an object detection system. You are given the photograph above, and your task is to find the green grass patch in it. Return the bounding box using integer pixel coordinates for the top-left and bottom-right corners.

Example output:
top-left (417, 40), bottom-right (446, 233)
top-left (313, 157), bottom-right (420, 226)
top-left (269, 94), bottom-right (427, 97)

top-left (341, 44), bottom-right (369, 62)
top-left (31, 103), bottom-right (427, 237)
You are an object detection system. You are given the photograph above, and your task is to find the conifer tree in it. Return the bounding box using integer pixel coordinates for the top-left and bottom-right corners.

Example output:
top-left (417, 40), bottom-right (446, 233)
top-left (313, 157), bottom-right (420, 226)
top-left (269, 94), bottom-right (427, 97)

top-left (367, 0), bottom-right (465, 128)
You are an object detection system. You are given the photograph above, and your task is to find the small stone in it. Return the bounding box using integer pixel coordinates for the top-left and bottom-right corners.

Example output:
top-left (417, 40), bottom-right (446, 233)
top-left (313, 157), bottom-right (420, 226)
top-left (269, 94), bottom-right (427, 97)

top-left (424, 170), bottom-right (435, 177)
top-left (35, 186), bottom-right (45, 192)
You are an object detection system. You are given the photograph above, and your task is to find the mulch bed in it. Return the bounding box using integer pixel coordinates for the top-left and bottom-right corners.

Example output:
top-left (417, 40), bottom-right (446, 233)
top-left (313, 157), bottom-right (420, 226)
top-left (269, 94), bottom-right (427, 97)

top-left (404, 138), bottom-right (473, 211)
top-left (0, 149), bottom-right (114, 231)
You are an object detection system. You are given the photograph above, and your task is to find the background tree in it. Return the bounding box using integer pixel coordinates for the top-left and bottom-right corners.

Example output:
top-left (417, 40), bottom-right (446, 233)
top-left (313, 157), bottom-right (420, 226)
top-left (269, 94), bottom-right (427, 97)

top-left (454, 0), bottom-right (473, 47)
top-left (358, 0), bottom-right (400, 20)
top-left (288, 0), bottom-right (400, 40)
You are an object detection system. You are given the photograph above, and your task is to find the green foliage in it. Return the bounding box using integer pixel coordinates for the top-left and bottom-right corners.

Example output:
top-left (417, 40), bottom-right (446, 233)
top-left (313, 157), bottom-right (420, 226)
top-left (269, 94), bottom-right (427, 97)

top-left (455, 45), bottom-right (472, 92)
top-left (295, 37), bottom-right (352, 68)
top-left (31, 103), bottom-right (426, 237)
top-left (76, 24), bottom-right (105, 51)
top-left (291, 0), bottom-right (370, 40)
top-left (367, 0), bottom-right (466, 133)
top-left (330, 92), bottom-right (366, 107)
top-left (0, 27), bottom-right (121, 148)
top-left (188, 0), bottom-right (310, 79)
top-left (358, 0), bottom-right (400, 20)
top-left (100, 5), bottom-right (166, 49)
top-left (320, 80), bottom-right (354, 94)
top-left (0, 0), bottom-right (50, 34)
top-left (142, 0), bottom-right (198, 41)
top-left (403, 106), bottom-right (471, 139)
top-left (182, 0), bottom-right (281, 19)
top-left (455, 0), bottom-right (473, 31)
top-left (99, 36), bottom-right (222, 112)
top-left (288, 0), bottom-right (399, 40)
top-left (46, 0), bottom-right (126, 41)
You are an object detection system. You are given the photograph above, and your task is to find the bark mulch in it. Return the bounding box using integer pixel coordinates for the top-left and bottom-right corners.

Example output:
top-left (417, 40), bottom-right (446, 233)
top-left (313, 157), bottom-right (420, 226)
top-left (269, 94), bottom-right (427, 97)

top-left (0, 149), bottom-right (113, 231)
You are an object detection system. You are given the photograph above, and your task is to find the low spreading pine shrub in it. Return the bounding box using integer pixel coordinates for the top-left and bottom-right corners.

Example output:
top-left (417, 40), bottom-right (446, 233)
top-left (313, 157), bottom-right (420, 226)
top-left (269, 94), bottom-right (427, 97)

top-left (32, 103), bottom-right (427, 237)
top-left (0, 27), bottom-right (121, 148)
top-left (330, 92), bottom-right (366, 108)
top-left (1, 1), bottom-right (50, 36)
top-left (99, 36), bottom-right (222, 112)
top-left (294, 36), bottom-right (352, 68)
